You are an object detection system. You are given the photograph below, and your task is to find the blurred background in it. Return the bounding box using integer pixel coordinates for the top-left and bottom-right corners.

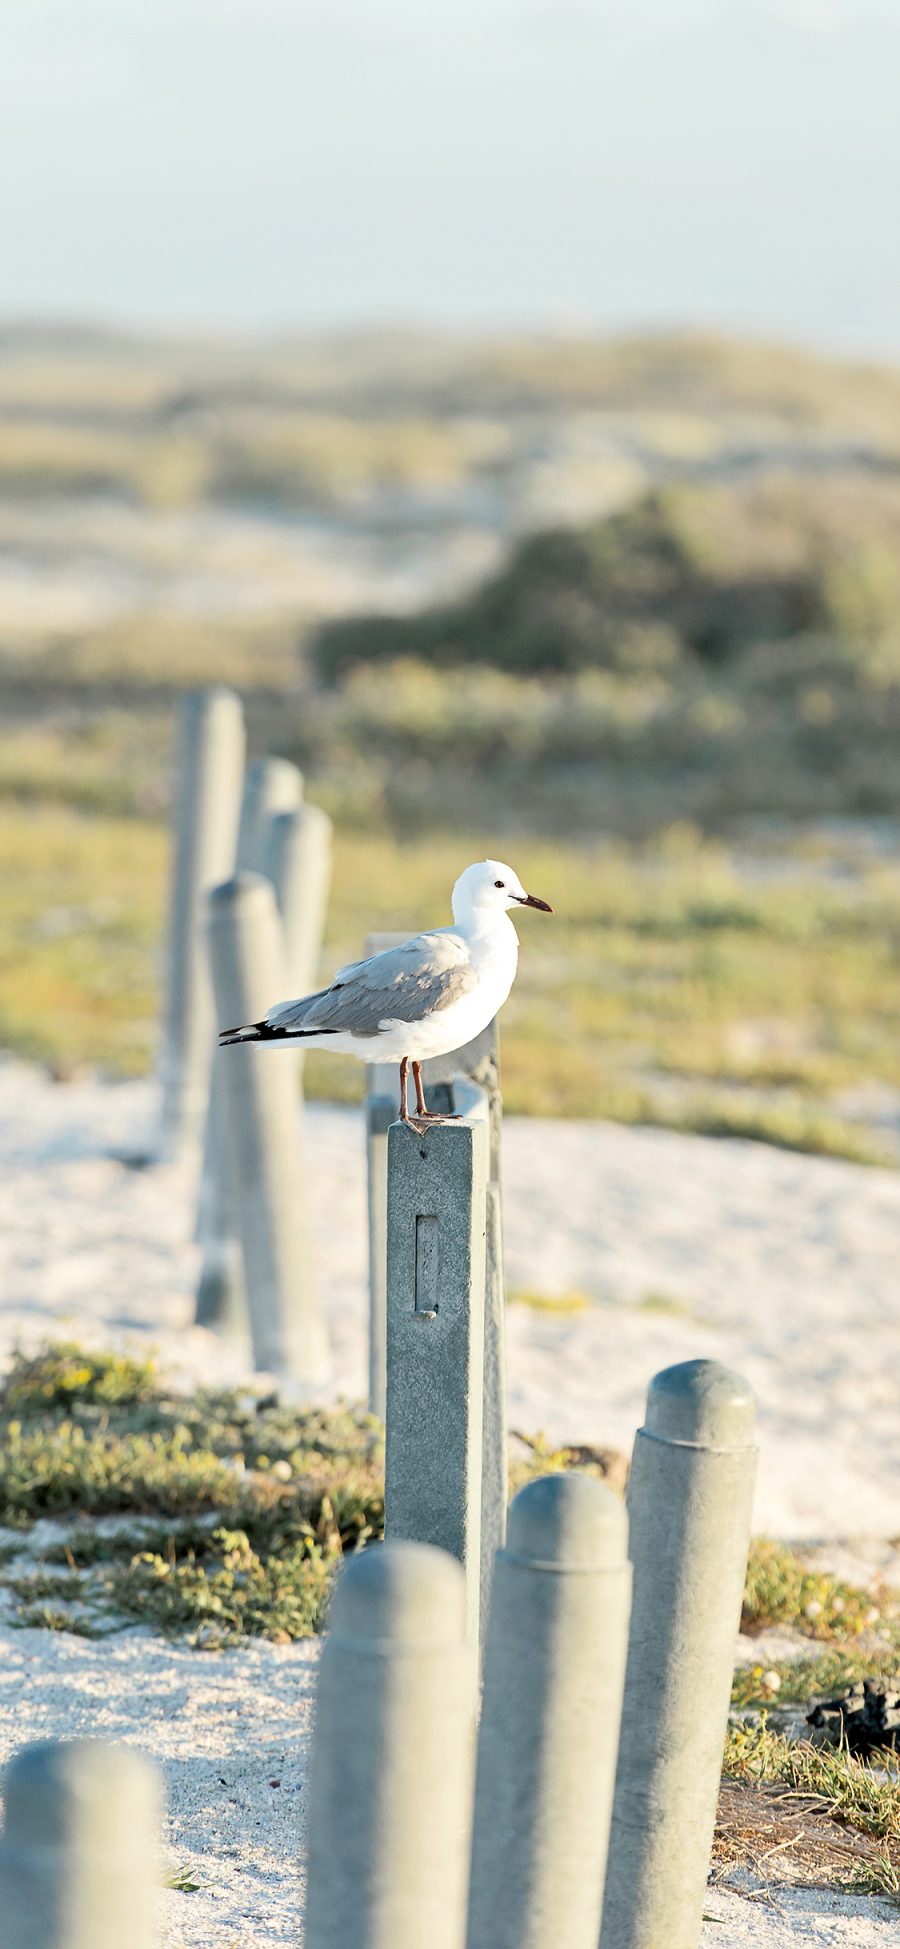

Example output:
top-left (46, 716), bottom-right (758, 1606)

top-left (4, 0), bottom-right (900, 1156)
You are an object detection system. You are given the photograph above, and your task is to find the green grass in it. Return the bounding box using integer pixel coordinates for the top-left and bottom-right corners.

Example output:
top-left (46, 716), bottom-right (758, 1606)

top-left (0, 1343), bottom-right (620, 1643)
top-left (838, 1855), bottom-right (900, 1902)
top-left (732, 1650), bottom-right (900, 1710)
top-left (723, 1717), bottom-right (900, 1847)
top-left (742, 1538), bottom-right (884, 1642)
top-left (3, 1344), bottom-right (159, 1411)
top-left (4, 1335), bottom-right (899, 1918)
top-left (3, 797), bottom-right (899, 1161)
top-left (5, 1345), bottom-right (896, 1673)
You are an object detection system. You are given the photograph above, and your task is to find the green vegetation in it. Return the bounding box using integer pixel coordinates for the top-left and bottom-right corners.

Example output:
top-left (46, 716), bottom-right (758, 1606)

top-left (3, 800), bottom-right (899, 1161)
top-left (732, 1651), bottom-right (900, 1711)
top-left (4, 1346), bottom-right (897, 1682)
top-left (723, 1717), bottom-right (900, 1847)
top-left (3, 1344), bottom-right (158, 1411)
top-left (742, 1538), bottom-right (883, 1642)
top-left (3, 327), bottom-right (900, 506)
top-left (4, 331), bottom-right (900, 1161)
top-left (0, 1346), bottom-right (384, 1644)
top-left (5, 1339), bottom-right (900, 1908)
top-left (307, 473), bottom-right (900, 833)
top-left (0, 1344), bottom-right (623, 1645)
top-left (315, 476), bottom-right (900, 679)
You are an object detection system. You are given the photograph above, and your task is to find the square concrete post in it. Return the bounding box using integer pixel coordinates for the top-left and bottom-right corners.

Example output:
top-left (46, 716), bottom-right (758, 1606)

top-left (159, 687), bottom-right (245, 1158)
top-left (480, 1177), bottom-right (508, 1646)
top-left (385, 1117), bottom-right (488, 1647)
top-left (365, 1092), bottom-right (394, 1422)
top-left (0, 1738), bottom-right (162, 1949)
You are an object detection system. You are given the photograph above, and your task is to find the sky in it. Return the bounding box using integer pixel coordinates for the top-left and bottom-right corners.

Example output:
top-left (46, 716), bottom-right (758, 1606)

top-left (2, 0), bottom-right (900, 353)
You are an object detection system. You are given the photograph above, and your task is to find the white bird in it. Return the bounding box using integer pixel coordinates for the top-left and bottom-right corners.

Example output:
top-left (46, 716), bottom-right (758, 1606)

top-left (219, 858), bottom-right (552, 1122)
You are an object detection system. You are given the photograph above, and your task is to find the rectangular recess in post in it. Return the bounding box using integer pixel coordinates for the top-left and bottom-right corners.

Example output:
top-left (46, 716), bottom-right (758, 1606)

top-left (414, 1214), bottom-right (440, 1317)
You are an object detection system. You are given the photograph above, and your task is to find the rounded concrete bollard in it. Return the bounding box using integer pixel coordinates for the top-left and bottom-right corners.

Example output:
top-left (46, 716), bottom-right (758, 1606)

top-left (305, 1542), bottom-right (475, 1949)
top-left (235, 756), bottom-right (304, 871)
top-left (600, 1359), bottom-right (758, 1949)
top-left (196, 756), bottom-right (306, 1328)
top-left (160, 686), bottom-right (245, 1156)
top-left (207, 873), bottom-right (329, 1383)
top-left (0, 1738), bottom-right (162, 1949)
top-left (265, 802), bottom-right (332, 999)
top-left (467, 1474), bottom-right (631, 1949)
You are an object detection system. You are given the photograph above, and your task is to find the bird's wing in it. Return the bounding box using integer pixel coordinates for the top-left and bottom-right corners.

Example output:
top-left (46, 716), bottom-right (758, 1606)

top-left (267, 930), bottom-right (477, 1039)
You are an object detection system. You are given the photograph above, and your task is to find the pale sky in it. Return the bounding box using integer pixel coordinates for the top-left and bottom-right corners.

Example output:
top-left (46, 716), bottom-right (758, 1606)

top-left (2, 0), bottom-right (899, 351)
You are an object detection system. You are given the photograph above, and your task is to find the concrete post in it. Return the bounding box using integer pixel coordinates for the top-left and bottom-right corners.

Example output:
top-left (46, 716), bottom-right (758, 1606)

top-left (0, 1738), bottom-right (162, 1949)
top-left (207, 873), bottom-right (329, 1384)
top-left (467, 1474), bottom-right (632, 1949)
top-left (366, 1092), bottom-right (393, 1422)
top-left (384, 1117), bottom-right (487, 1647)
top-left (600, 1360), bottom-right (758, 1949)
top-left (480, 1179), bottom-right (508, 1646)
top-left (236, 756), bottom-right (304, 869)
top-left (304, 1542), bottom-right (475, 1949)
top-left (196, 756), bottom-right (305, 1328)
top-left (265, 802), bottom-right (332, 1000)
top-left (160, 686), bottom-right (244, 1157)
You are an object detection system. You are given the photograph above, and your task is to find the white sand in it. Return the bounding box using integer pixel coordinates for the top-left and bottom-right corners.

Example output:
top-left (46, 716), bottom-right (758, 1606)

top-left (4, 1058), bottom-right (899, 1538)
top-left (1, 1057), bottom-right (898, 1945)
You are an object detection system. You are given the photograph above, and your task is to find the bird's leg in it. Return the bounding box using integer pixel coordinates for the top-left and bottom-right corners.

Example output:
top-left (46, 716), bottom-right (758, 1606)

top-left (398, 1056), bottom-right (410, 1122)
top-left (410, 1058), bottom-right (461, 1123)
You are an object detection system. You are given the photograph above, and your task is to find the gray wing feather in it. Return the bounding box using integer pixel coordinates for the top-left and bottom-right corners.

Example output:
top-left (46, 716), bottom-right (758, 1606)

top-left (268, 930), bottom-right (477, 1039)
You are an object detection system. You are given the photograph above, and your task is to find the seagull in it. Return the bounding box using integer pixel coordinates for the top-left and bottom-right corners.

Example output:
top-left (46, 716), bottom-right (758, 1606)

top-left (218, 858), bottom-right (552, 1122)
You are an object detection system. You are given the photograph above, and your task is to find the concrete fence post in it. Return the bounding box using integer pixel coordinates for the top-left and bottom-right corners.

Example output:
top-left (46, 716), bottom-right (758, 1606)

top-left (265, 802), bottom-right (332, 1001)
top-left (385, 1117), bottom-right (487, 1647)
top-left (365, 1091), bottom-right (394, 1422)
top-left (160, 686), bottom-right (245, 1157)
top-left (0, 1738), bottom-right (162, 1949)
top-left (480, 1178), bottom-right (508, 1646)
top-left (305, 1542), bottom-right (475, 1949)
top-left (236, 756), bottom-right (304, 868)
top-left (196, 756), bottom-right (305, 1329)
top-left (600, 1359), bottom-right (758, 1949)
top-left (207, 873), bottom-right (329, 1384)
top-left (365, 927), bottom-right (503, 1414)
top-left (467, 1474), bottom-right (631, 1949)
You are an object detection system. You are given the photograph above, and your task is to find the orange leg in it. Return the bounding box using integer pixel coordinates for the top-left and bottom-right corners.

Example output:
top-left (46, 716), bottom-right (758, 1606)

top-left (412, 1059), bottom-right (428, 1117)
top-left (398, 1055), bottom-right (410, 1121)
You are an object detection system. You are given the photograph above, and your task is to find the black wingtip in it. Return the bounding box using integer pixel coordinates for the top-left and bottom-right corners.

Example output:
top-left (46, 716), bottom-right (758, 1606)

top-left (218, 1018), bottom-right (267, 1046)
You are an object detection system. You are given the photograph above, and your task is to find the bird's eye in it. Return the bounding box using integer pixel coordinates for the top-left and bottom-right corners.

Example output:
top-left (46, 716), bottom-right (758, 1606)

top-left (494, 879), bottom-right (504, 889)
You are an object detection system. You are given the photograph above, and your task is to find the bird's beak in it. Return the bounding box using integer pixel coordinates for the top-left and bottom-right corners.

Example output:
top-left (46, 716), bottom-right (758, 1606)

top-left (516, 893), bottom-right (553, 913)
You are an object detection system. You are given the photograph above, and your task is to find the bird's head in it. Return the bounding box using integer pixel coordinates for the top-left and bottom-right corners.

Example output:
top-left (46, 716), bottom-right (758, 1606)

top-left (451, 859), bottom-right (553, 927)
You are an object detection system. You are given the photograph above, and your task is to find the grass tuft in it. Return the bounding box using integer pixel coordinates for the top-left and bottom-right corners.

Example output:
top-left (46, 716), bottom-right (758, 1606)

top-left (1, 1344), bottom-right (158, 1412)
top-left (723, 1717), bottom-right (900, 1846)
top-left (742, 1538), bottom-right (882, 1641)
top-left (733, 1649), bottom-right (900, 1711)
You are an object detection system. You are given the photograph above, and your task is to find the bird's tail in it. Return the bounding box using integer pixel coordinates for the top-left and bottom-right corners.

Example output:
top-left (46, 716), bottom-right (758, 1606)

top-left (218, 1019), bottom-right (286, 1047)
top-left (218, 1020), bottom-right (333, 1046)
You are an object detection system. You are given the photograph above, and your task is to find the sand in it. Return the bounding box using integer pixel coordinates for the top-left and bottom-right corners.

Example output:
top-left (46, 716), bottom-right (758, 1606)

top-left (0, 1056), bottom-right (898, 1945)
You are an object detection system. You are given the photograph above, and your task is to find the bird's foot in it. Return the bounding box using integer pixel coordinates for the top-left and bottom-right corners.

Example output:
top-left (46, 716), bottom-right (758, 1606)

top-left (405, 1111), bottom-right (462, 1130)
